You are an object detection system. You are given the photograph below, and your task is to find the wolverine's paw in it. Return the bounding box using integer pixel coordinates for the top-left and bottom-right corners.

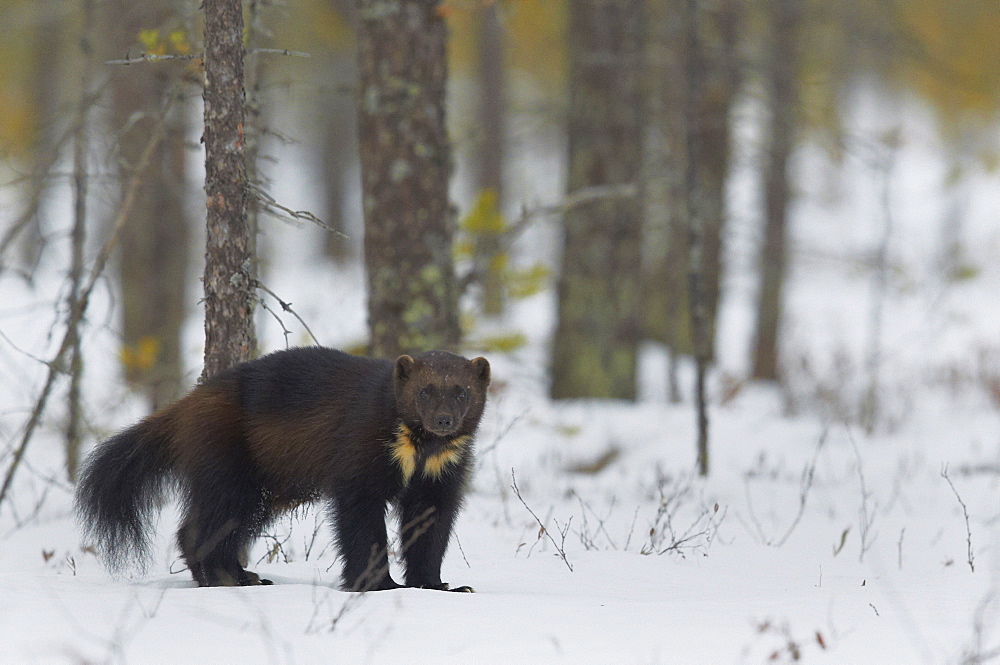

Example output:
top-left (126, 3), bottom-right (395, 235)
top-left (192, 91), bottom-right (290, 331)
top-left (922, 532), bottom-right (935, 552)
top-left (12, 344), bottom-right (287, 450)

top-left (418, 582), bottom-right (450, 591)
top-left (419, 582), bottom-right (475, 593)
top-left (241, 570), bottom-right (272, 586)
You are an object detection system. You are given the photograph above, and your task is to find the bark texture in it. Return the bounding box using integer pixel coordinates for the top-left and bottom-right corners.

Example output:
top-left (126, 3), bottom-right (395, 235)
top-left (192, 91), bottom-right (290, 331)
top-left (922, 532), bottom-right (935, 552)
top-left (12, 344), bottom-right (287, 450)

top-left (357, 0), bottom-right (460, 358)
top-left (202, 0), bottom-right (257, 379)
top-left (550, 0), bottom-right (644, 400)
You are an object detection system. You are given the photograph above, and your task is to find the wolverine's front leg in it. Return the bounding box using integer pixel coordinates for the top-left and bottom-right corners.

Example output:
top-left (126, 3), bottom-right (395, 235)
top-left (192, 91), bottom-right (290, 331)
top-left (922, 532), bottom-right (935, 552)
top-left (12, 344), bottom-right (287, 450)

top-left (399, 478), bottom-right (472, 592)
top-left (331, 490), bottom-right (401, 591)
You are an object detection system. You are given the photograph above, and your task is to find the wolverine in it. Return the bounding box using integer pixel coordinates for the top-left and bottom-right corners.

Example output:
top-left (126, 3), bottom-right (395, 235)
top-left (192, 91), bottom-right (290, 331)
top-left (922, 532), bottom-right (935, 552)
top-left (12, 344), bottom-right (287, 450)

top-left (75, 347), bottom-right (490, 592)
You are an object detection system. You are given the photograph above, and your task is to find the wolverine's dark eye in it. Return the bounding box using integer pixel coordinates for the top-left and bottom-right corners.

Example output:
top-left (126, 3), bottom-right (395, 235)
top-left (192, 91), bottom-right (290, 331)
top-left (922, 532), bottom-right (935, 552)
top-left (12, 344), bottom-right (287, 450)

top-left (455, 387), bottom-right (467, 400)
top-left (418, 387), bottom-right (431, 402)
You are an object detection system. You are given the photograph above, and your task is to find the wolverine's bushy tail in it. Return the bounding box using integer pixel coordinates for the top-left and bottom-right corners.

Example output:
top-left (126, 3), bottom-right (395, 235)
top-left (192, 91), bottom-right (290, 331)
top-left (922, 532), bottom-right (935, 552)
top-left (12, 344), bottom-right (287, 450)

top-left (74, 416), bottom-right (175, 576)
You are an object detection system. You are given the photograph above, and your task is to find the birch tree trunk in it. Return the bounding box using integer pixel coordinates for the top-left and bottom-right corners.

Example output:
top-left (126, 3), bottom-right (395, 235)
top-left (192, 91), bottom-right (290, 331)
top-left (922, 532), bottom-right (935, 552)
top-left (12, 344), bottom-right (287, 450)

top-left (202, 0), bottom-right (257, 379)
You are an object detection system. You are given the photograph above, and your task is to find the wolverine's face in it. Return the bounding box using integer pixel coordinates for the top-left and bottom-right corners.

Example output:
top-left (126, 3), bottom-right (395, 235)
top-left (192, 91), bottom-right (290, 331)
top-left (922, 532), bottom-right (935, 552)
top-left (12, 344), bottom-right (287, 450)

top-left (394, 351), bottom-right (490, 438)
top-left (414, 382), bottom-right (470, 435)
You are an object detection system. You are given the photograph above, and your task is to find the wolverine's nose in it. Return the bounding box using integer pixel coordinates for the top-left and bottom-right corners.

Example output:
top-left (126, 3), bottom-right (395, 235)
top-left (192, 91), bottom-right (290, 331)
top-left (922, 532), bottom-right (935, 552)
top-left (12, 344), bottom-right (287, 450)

top-left (435, 414), bottom-right (454, 431)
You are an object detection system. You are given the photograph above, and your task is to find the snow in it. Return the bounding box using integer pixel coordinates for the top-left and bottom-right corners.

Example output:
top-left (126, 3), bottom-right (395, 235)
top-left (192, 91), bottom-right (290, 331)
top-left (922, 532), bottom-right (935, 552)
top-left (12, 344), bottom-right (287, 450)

top-left (1, 92), bottom-right (998, 664)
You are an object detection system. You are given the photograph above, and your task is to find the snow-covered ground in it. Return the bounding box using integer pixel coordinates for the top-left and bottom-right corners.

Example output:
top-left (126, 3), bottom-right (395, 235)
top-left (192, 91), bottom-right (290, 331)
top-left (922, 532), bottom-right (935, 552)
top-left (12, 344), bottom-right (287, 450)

top-left (0, 92), bottom-right (998, 664)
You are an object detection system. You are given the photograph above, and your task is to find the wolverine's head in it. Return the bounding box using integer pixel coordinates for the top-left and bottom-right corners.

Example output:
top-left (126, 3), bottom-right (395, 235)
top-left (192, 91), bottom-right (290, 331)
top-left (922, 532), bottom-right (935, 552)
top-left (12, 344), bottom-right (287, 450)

top-left (393, 351), bottom-right (490, 438)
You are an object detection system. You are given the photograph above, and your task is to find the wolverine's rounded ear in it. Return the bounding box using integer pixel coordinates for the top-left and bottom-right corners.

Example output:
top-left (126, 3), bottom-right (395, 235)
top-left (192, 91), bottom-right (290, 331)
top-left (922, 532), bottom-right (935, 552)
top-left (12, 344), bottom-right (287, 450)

top-left (471, 357), bottom-right (490, 385)
top-left (395, 355), bottom-right (416, 382)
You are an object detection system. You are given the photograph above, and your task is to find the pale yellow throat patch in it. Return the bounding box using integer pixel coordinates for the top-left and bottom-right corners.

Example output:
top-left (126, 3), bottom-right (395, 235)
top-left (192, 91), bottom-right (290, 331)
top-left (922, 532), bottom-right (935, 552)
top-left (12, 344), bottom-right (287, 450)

top-left (423, 435), bottom-right (471, 479)
top-left (391, 425), bottom-right (470, 483)
top-left (391, 424), bottom-right (418, 484)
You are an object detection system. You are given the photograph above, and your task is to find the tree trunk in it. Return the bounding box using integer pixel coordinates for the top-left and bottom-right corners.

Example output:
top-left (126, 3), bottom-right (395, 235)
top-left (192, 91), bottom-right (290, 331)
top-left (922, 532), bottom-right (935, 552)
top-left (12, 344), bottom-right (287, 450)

top-left (475, 2), bottom-right (506, 317)
top-left (65, 0), bottom-right (97, 482)
top-left (751, 0), bottom-right (798, 382)
top-left (683, 0), bottom-right (716, 476)
top-left (550, 0), bottom-right (644, 400)
top-left (18, 4), bottom-right (65, 274)
top-left (645, 0), bottom-right (739, 391)
top-left (105, 0), bottom-right (191, 409)
top-left (202, 0), bottom-right (257, 379)
top-left (320, 50), bottom-right (360, 261)
top-left (646, 0), bottom-right (690, 403)
top-left (357, 0), bottom-right (460, 358)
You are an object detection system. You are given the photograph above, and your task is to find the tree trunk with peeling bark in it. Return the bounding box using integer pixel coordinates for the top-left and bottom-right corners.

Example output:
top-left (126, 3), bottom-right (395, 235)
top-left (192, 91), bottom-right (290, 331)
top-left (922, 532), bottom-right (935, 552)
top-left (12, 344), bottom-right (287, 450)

top-left (550, 0), bottom-right (645, 400)
top-left (357, 0), bottom-right (460, 358)
top-left (202, 0), bottom-right (257, 380)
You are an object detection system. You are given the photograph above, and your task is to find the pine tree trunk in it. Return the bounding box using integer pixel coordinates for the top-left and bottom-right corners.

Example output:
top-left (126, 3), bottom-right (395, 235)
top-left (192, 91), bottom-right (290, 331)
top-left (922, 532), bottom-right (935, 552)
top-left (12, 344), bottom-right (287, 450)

top-left (751, 0), bottom-right (798, 382)
top-left (550, 0), bottom-right (644, 400)
top-left (202, 0), bottom-right (257, 379)
top-left (357, 0), bottom-right (460, 358)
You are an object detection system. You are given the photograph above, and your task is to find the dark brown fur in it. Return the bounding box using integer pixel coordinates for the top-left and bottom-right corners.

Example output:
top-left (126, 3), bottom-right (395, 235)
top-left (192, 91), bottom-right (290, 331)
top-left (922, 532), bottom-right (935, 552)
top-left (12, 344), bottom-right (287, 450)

top-left (74, 347), bottom-right (490, 591)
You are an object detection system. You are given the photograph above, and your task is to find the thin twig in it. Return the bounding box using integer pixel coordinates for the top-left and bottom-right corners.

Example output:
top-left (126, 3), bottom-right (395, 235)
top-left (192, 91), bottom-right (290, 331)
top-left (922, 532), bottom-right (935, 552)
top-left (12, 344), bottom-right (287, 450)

top-left (105, 47), bottom-right (314, 68)
top-left (459, 183), bottom-right (639, 292)
top-left (844, 428), bottom-right (878, 563)
top-left (254, 281), bottom-right (321, 346)
top-left (250, 182), bottom-right (347, 237)
top-left (0, 85), bottom-right (108, 271)
top-left (772, 429), bottom-right (827, 547)
top-left (250, 47), bottom-right (311, 58)
top-left (510, 469), bottom-right (573, 572)
top-left (0, 89), bottom-right (175, 511)
top-left (941, 464), bottom-right (975, 573)
top-left (105, 53), bottom-right (201, 65)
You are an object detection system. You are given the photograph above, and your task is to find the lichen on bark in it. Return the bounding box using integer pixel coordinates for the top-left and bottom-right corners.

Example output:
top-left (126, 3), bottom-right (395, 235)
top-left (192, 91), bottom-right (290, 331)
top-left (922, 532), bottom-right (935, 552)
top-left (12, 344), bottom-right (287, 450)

top-left (357, 0), bottom-right (459, 358)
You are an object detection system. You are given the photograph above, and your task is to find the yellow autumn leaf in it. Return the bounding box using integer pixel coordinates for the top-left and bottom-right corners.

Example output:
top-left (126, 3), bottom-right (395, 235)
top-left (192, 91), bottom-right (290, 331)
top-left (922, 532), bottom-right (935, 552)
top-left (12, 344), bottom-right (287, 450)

top-left (168, 30), bottom-right (191, 55)
top-left (120, 336), bottom-right (161, 372)
top-left (461, 188), bottom-right (505, 234)
top-left (138, 28), bottom-right (159, 51)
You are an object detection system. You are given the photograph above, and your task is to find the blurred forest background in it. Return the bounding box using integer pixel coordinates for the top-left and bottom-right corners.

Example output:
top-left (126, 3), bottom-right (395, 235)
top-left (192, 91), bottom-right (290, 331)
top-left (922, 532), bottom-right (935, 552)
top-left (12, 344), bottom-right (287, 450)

top-left (0, 0), bottom-right (998, 484)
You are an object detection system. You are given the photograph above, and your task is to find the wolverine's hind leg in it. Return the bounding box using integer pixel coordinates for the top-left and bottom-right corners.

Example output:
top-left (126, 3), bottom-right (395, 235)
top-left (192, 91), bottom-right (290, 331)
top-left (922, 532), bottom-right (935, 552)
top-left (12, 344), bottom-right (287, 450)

top-left (177, 462), bottom-right (272, 587)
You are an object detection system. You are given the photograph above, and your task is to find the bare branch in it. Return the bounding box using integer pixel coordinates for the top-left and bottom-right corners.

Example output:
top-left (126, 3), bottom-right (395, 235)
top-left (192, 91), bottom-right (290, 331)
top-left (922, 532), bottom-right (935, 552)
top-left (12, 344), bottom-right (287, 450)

top-left (772, 430), bottom-right (827, 547)
top-left (941, 464), bottom-right (975, 573)
top-left (105, 53), bottom-right (200, 66)
top-left (254, 281), bottom-right (321, 347)
top-left (0, 89), bottom-right (175, 511)
top-left (0, 85), bottom-right (108, 273)
top-left (510, 469), bottom-right (573, 572)
top-left (249, 183), bottom-right (348, 238)
top-left (249, 47), bottom-right (311, 58)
